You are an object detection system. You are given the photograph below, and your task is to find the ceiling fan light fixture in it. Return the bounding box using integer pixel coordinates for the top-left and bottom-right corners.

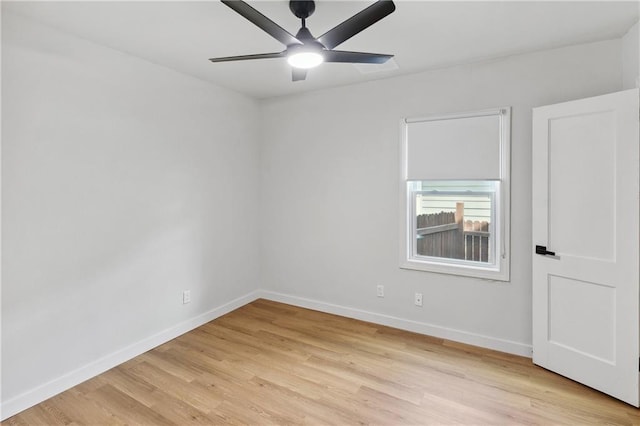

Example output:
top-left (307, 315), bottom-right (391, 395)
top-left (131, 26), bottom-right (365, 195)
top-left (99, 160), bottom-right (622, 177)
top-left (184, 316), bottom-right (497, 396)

top-left (287, 50), bottom-right (324, 69)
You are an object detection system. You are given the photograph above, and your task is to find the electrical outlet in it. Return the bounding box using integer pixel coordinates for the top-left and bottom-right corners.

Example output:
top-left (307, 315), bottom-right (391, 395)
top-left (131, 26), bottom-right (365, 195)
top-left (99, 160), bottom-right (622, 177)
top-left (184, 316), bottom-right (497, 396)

top-left (414, 292), bottom-right (423, 307)
top-left (183, 290), bottom-right (191, 304)
top-left (377, 285), bottom-right (384, 297)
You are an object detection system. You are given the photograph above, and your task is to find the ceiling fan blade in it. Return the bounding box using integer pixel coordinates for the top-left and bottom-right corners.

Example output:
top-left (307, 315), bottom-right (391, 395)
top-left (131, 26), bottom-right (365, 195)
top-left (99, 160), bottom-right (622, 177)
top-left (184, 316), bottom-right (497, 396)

top-left (317, 0), bottom-right (395, 50)
top-left (209, 52), bottom-right (285, 63)
top-left (323, 50), bottom-right (393, 64)
top-left (221, 0), bottom-right (302, 47)
top-left (292, 68), bottom-right (307, 82)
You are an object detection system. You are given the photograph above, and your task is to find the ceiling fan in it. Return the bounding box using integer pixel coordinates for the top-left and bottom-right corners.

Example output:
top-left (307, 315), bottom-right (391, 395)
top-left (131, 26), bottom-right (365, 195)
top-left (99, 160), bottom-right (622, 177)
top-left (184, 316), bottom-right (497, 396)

top-left (209, 0), bottom-right (396, 81)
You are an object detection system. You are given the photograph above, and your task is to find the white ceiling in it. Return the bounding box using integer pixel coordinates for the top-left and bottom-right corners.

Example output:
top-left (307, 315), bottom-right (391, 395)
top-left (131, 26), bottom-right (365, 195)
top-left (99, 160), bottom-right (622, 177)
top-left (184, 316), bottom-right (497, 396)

top-left (4, 1), bottom-right (638, 99)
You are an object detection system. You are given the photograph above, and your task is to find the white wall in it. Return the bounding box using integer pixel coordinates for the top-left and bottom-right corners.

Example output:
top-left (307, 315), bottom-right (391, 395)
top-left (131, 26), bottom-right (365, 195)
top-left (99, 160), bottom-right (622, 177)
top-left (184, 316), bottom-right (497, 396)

top-left (259, 40), bottom-right (623, 353)
top-left (622, 20), bottom-right (639, 89)
top-left (1, 11), bottom-right (260, 412)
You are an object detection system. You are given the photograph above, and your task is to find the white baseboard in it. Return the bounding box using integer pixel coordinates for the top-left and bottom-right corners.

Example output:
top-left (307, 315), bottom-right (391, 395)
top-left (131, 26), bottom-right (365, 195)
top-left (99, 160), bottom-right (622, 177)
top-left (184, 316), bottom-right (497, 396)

top-left (257, 290), bottom-right (533, 358)
top-left (0, 290), bottom-right (262, 421)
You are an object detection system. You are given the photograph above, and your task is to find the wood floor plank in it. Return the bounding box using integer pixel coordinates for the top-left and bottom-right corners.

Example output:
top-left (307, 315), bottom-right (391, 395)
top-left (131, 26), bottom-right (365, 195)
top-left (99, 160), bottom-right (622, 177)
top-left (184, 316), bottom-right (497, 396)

top-left (126, 361), bottom-right (223, 413)
top-left (4, 299), bottom-right (640, 425)
top-left (90, 367), bottom-right (160, 408)
top-left (85, 384), bottom-right (173, 425)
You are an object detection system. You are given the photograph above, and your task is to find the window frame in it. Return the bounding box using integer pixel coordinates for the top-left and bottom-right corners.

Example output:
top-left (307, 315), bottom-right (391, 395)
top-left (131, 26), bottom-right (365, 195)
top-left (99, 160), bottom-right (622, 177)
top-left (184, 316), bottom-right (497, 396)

top-left (399, 108), bottom-right (511, 281)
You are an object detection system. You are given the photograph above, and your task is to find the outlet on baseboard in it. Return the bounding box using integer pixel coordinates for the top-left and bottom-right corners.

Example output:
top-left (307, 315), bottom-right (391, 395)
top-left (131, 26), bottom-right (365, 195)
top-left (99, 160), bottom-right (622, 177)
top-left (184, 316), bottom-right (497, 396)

top-left (377, 285), bottom-right (384, 297)
top-left (414, 292), bottom-right (423, 307)
top-left (183, 290), bottom-right (191, 304)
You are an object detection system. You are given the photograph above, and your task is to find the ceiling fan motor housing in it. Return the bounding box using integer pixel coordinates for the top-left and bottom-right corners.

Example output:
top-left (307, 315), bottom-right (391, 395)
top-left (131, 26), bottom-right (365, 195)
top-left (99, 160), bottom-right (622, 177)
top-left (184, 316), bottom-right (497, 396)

top-left (294, 26), bottom-right (319, 44)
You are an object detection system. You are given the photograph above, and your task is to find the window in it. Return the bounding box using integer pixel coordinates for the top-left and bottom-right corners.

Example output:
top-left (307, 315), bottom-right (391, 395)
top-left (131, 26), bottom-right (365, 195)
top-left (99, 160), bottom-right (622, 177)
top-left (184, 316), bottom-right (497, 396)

top-left (400, 108), bottom-right (511, 281)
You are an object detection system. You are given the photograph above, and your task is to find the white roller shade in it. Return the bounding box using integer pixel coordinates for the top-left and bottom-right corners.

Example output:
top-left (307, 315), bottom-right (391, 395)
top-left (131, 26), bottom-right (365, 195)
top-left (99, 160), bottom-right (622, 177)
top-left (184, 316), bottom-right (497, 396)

top-left (405, 110), bottom-right (505, 180)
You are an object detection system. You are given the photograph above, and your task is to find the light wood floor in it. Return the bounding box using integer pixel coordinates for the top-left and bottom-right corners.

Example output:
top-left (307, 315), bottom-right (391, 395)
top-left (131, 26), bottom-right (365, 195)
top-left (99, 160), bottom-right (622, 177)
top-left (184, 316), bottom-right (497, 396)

top-left (4, 299), bottom-right (640, 425)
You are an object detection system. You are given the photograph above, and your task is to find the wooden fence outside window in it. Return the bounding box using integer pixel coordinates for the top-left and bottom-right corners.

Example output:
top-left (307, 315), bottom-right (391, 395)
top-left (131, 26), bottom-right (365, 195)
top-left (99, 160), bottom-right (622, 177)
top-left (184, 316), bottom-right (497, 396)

top-left (416, 202), bottom-right (490, 262)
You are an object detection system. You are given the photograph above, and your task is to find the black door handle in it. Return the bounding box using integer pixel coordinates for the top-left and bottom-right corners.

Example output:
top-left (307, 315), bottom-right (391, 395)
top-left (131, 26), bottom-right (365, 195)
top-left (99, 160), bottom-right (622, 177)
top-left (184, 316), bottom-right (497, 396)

top-left (535, 245), bottom-right (555, 256)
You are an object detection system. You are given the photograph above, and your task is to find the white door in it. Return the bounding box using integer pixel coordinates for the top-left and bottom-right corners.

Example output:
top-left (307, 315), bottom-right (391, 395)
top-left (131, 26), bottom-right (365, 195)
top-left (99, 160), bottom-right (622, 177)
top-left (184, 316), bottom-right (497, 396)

top-left (532, 88), bottom-right (640, 407)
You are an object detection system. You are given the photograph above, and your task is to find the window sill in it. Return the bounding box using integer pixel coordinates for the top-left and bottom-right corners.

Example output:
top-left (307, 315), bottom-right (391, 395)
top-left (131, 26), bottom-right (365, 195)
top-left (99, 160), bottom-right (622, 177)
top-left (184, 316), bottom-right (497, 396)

top-left (400, 258), bottom-right (510, 282)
